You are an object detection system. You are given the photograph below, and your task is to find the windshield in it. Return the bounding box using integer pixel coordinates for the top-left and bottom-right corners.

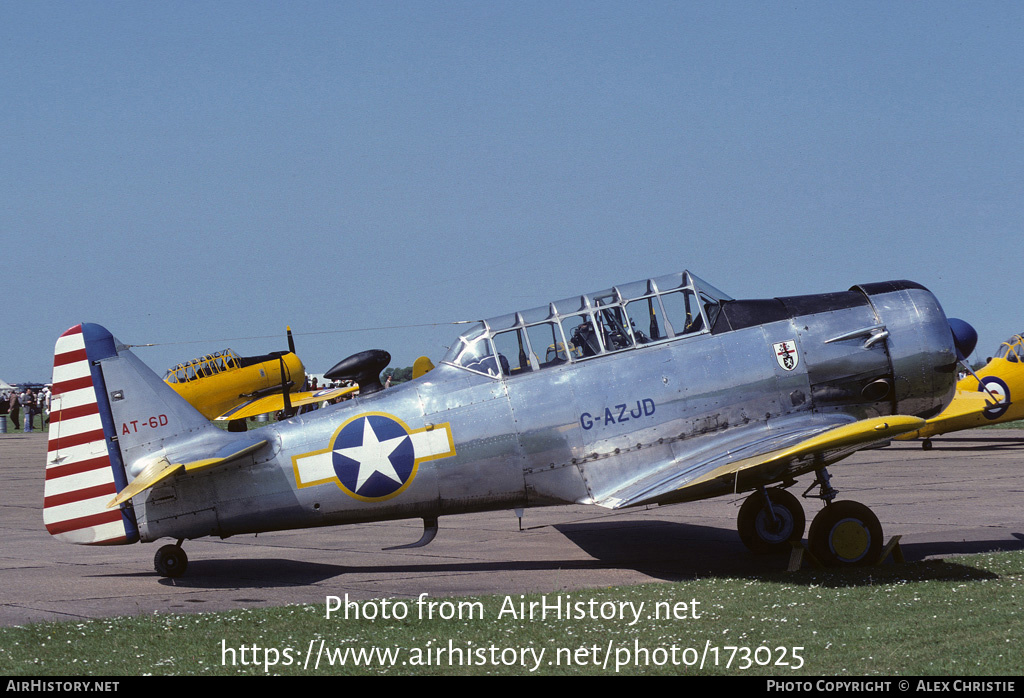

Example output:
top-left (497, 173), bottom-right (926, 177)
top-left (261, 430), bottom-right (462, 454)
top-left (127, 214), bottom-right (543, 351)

top-left (996, 335), bottom-right (1024, 363)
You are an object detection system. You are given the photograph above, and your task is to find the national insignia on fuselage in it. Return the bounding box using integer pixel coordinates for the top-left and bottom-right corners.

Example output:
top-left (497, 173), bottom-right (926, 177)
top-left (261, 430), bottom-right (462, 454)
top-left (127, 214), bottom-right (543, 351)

top-left (291, 412), bottom-right (455, 502)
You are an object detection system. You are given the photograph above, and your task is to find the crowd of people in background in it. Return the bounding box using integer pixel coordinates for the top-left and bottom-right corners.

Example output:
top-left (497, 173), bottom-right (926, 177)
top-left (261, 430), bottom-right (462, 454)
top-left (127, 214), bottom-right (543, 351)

top-left (1, 386), bottom-right (50, 433)
top-left (1, 369), bottom-right (408, 433)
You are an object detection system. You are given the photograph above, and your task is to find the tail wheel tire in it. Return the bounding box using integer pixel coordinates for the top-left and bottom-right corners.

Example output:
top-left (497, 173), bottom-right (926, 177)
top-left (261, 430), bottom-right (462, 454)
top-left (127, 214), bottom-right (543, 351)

top-left (154, 544), bottom-right (188, 578)
top-left (808, 501), bottom-right (883, 566)
top-left (737, 488), bottom-right (806, 554)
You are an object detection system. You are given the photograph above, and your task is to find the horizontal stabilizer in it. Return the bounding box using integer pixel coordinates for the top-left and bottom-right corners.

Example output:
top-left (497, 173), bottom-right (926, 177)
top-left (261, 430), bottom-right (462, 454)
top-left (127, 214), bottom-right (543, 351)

top-left (107, 457), bottom-right (181, 508)
top-left (107, 439), bottom-right (267, 508)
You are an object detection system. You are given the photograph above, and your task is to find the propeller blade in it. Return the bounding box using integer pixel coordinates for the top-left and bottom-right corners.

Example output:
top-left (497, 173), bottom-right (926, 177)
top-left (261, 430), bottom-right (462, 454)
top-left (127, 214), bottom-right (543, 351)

top-left (285, 325), bottom-right (308, 390)
top-left (279, 356), bottom-right (294, 418)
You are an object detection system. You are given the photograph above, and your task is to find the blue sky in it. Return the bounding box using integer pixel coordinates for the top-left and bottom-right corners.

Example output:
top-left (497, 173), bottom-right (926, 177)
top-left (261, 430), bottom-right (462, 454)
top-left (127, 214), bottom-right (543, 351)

top-left (3, 2), bottom-right (1022, 382)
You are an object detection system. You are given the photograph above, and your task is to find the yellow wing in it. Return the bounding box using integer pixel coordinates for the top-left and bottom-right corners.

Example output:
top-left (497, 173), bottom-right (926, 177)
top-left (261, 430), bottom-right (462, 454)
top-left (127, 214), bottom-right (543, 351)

top-left (598, 416), bottom-right (926, 509)
top-left (893, 391), bottom-right (996, 440)
top-left (214, 386), bottom-right (358, 421)
top-left (681, 416), bottom-right (924, 491)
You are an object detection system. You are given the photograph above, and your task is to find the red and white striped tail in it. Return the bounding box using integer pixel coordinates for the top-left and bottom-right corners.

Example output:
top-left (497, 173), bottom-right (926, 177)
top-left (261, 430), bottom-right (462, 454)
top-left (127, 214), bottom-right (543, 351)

top-left (44, 324), bottom-right (137, 545)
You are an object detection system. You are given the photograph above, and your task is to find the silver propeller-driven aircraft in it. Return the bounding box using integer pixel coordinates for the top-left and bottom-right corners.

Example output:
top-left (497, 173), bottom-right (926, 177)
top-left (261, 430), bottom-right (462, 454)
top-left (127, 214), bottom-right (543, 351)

top-left (43, 271), bottom-right (975, 577)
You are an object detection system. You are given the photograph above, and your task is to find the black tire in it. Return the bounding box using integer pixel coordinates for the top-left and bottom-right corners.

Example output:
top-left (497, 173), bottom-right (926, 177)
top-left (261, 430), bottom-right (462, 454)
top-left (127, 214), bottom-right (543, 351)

top-left (808, 500), bottom-right (883, 566)
top-left (154, 544), bottom-right (188, 578)
top-left (737, 488), bottom-right (806, 554)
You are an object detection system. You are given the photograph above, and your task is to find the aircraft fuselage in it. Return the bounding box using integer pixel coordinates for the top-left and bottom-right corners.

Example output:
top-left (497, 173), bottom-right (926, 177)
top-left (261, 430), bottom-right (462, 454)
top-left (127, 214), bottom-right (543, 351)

top-left (135, 280), bottom-right (957, 543)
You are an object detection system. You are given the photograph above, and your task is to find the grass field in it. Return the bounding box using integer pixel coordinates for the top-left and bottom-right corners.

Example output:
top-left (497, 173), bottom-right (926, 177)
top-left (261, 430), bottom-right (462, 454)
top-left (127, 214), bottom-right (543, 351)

top-left (982, 419), bottom-right (1024, 429)
top-left (1, 550), bottom-right (1021, 676)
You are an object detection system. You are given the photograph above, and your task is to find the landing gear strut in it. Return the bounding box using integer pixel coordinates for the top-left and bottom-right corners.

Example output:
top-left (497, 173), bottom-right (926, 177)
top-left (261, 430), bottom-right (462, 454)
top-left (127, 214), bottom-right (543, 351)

top-left (803, 467), bottom-right (884, 566)
top-left (154, 539), bottom-right (188, 578)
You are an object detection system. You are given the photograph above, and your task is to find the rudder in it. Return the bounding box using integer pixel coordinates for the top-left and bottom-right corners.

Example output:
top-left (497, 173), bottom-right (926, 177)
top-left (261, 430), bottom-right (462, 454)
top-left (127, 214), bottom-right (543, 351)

top-left (44, 324), bottom-right (139, 545)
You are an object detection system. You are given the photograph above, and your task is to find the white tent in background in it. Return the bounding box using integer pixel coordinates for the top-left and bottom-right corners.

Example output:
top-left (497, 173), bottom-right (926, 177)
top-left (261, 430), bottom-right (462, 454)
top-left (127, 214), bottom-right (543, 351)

top-left (0, 378), bottom-right (14, 391)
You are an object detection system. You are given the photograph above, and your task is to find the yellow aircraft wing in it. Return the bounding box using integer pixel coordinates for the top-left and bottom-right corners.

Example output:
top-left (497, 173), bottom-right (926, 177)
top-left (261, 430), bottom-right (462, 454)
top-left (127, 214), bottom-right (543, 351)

top-left (107, 440), bottom-right (268, 508)
top-left (893, 391), bottom-right (996, 441)
top-left (597, 416), bottom-right (926, 509)
top-left (214, 386), bottom-right (358, 421)
top-left (680, 416), bottom-right (924, 490)
top-left (930, 390), bottom-right (998, 419)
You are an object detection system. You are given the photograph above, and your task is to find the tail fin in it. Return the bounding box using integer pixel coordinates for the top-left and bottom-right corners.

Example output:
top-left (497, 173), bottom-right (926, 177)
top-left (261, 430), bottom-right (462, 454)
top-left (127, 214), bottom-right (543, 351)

top-left (45, 324), bottom-right (137, 544)
top-left (44, 323), bottom-right (213, 545)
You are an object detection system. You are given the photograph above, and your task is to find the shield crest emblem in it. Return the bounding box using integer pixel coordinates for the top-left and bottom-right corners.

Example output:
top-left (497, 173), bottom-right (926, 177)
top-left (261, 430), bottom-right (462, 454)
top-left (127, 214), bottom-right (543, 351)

top-left (773, 340), bottom-right (799, 371)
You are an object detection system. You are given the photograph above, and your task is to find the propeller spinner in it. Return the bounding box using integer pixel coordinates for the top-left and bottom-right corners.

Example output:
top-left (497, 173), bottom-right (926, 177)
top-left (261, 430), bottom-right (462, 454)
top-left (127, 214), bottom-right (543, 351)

top-left (949, 317), bottom-right (978, 362)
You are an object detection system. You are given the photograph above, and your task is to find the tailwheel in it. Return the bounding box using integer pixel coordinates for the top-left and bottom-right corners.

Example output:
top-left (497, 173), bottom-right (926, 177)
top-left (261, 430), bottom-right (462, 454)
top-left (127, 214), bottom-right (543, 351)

top-left (737, 487), bottom-right (806, 554)
top-left (808, 501), bottom-right (882, 566)
top-left (154, 542), bottom-right (188, 578)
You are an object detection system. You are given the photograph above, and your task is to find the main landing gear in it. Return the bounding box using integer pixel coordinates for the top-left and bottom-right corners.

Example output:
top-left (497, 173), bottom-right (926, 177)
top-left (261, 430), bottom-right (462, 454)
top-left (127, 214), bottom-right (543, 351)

top-left (737, 487), bottom-right (805, 554)
top-left (736, 468), bottom-right (883, 567)
top-left (154, 539), bottom-right (188, 578)
top-left (807, 499), bottom-right (882, 566)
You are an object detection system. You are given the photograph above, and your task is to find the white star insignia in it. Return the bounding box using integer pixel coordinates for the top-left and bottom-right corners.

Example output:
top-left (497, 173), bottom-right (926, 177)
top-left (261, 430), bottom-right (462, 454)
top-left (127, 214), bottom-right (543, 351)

top-left (334, 418), bottom-right (409, 492)
top-left (291, 412), bottom-right (456, 500)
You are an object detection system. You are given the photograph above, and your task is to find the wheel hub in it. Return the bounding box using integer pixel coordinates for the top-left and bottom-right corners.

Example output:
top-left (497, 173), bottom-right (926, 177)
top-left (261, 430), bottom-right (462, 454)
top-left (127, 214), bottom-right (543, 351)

top-left (755, 509), bottom-right (794, 541)
top-left (830, 519), bottom-right (871, 561)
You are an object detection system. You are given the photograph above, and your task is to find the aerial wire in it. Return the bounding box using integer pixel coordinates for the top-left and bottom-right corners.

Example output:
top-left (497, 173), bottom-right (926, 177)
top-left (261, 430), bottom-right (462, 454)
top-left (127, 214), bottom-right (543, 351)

top-left (125, 320), bottom-right (478, 349)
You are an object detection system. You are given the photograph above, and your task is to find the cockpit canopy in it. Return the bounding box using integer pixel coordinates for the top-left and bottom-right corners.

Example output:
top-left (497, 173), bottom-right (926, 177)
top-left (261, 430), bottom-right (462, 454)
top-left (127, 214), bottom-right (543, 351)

top-left (442, 271), bottom-right (731, 378)
top-left (995, 335), bottom-right (1024, 363)
top-left (164, 349), bottom-right (241, 384)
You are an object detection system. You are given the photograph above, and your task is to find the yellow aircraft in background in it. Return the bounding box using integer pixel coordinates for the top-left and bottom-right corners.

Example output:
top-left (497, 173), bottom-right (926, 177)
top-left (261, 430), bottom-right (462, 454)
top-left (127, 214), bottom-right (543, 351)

top-left (163, 328), bottom-right (355, 424)
top-left (896, 333), bottom-right (1024, 448)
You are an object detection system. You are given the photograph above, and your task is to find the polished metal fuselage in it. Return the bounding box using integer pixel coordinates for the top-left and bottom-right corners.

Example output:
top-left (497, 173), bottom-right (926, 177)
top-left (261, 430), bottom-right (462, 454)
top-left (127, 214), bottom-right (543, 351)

top-left (137, 281), bottom-right (958, 543)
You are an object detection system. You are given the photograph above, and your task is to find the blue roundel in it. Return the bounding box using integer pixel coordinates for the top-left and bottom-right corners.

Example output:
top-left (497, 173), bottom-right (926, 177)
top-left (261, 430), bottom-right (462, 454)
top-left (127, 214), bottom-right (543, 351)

top-left (331, 415), bottom-right (415, 499)
top-left (980, 377), bottom-right (1010, 420)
